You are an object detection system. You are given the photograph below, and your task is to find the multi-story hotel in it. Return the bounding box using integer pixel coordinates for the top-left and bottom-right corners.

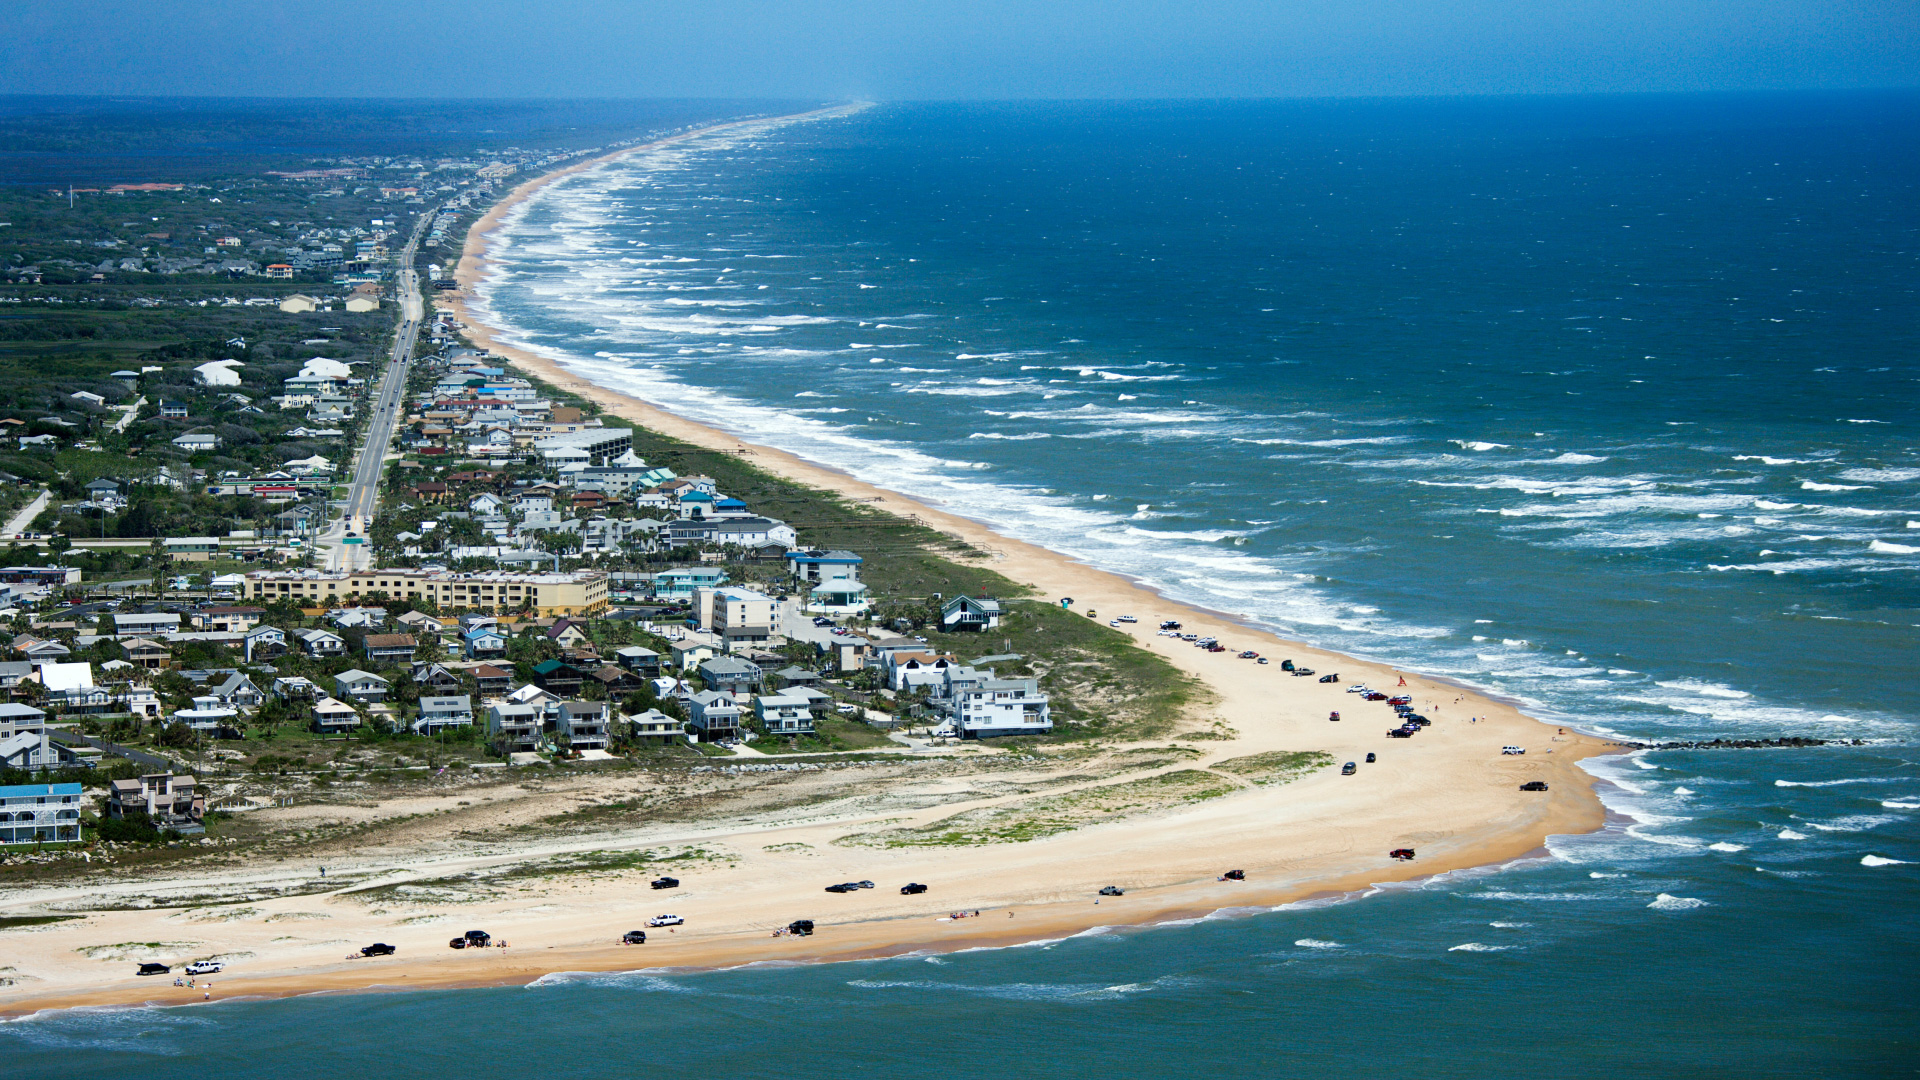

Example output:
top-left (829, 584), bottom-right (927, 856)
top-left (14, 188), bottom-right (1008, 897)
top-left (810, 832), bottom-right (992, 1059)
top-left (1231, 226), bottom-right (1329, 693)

top-left (243, 568), bottom-right (608, 617)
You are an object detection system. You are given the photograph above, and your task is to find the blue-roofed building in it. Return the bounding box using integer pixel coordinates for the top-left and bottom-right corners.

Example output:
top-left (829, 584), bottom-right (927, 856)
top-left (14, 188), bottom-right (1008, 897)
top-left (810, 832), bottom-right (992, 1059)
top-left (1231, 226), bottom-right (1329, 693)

top-left (0, 782), bottom-right (84, 845)
top-left (653, 566), bottom-right (729, 599)
top-left (788, 549), bottom-right (864, 585)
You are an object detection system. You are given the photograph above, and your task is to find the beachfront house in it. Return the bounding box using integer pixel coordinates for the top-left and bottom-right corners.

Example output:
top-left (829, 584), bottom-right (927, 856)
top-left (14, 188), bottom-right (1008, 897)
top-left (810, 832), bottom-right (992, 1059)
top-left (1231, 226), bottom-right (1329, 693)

top-left (415, 695), bottom-right (474, 735)
top-left (755, 694), bottom-right (816, 737)
top-left (0, 782), bottom-right (86, 845)
top-left (953, 678), bottom-right (1052, 738)
top-left (623, 708), bottom-right (682, 744)
top-left (107, 774), bottom-right (203, 835)
top-left (686, 691), bottom-right (741, 743)
top-left (311, 696), bottom-right (361, 733)
top-left (941, 595), bottom-right (1003, 632)
top-left (557, 700), bottom-right (609, 752)
top-left (487, 702), bottom-right (543, 754)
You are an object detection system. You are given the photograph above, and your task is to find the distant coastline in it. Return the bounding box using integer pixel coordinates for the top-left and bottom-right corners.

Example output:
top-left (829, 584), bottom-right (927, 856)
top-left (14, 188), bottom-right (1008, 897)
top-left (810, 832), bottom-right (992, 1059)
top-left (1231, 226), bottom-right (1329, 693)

top-left (0, 107), bottom-right (1616, 1019)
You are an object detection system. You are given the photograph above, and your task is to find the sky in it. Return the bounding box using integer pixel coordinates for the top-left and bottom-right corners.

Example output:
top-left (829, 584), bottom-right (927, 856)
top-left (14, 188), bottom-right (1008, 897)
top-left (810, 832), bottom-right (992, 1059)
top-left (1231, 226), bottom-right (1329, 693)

top-left (4, 0), bottom-right (1916, 100)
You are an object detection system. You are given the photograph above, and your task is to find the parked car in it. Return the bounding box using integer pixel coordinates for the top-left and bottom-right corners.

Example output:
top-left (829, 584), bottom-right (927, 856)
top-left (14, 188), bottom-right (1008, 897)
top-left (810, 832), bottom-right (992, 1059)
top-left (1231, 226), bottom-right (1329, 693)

top-left (787, 920), bottom-right (815, 937)
top-left (648, 914), bottom-right (684, 927)
top-left (1365, 752), bottom-right (1376, 763)
top-left (136, 962), bottom-right (170, 976)
top-left (448, 937), bottom-right (467, 949)
top-left (1520, 781), bottom-right (1549, 791)
top-left (825, 882), bottom-right (856, 893)
top-left (1341, 762), bottom-right (1357, 775)
top-left (855, 880), bottom-right (874, 889)
top-left (184, 960), bottom-right (223, 975)
top-left (651, 876), bottom-right (680, 890)
top-left (1502, 746), bottom-right (1526, 755)
top-left (360, 943), bottom-right (396, 956)
top-left (1222, 869), bottom-right (1245, 881)
top-left (463, 930), bottom-right (491, 947)
top-left (1099, 885), bottom-right (1125, 896)
top-left (1281, 659), bottom-right (1296, 671)
top-left (1389, 848), bottom-right (1416, 861)
top-left (1291, 667), bottom-right (1316, 677)
top-left (900, 882), bottom-right (928, 895)
top-left (1319, 673), bottom-right (1339, 683)
top-left (1329, 711), bottom-right (1341, 721)
top-left (623, 930), bottom-right (648, 945)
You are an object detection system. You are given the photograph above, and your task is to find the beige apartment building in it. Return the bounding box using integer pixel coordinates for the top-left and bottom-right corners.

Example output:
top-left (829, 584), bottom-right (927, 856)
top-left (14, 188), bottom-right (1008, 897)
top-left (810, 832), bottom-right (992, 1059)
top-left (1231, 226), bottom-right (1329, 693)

top-left (244, 568), bottom-right (608, 617)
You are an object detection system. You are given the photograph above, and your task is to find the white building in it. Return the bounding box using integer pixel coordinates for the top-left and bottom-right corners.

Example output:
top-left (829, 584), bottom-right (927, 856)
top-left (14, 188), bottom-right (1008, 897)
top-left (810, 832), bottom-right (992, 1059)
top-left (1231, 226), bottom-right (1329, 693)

top-left (755, 694), bottom-right (815, 736)
top-left (954, 678), bottom-right (1052, 738)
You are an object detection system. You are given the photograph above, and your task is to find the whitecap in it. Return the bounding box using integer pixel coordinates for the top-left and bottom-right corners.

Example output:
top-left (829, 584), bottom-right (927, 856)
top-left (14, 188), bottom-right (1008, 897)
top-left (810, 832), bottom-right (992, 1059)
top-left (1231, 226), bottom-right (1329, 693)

top-left (1488, 921), bottom-right (1531, 928)
top-left (1672, 787), bottom-right (1695, 796)
top-left (1869, 540), bottom-right (1919, 554)
top-left (1839, 468), bottom-right (1920, 482)
top-left (1647, 893), bottom-right (1707, 910)
top-left (1448, 942), bottom-right (1513, 952)
top-left (1778, 829), bottom-right (1810, 840)
top-left (1589, 872), bottom-right (1625, 878)
top-left (1452, 440), bottom-right (1510, 451)
top-left (1881, 800), bottom-right (1920, 810)
top-left (1293, 939), bottom-right (1343, 949)
top-left (1774, 777), bottom-right (1887, 788)
top-left (1862, 855), bottom-right (1912, 866)
top-left (1802, 481), bottom-right (1870, 492)
top-left (1708, 842), bottom-right (1747, 853)
top-left (1548, 453), bottom-right (1608, 464)
top-left (1807, 814), bottom-right (1901, 833)
top-left (1733, 456), bottom-right (1808, 466)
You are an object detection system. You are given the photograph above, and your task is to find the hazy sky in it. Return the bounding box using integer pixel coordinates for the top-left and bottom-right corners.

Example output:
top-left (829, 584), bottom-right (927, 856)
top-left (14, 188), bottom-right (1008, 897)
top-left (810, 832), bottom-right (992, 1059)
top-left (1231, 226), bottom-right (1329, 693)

top-left (6, 0), bottom-right (1915, 99)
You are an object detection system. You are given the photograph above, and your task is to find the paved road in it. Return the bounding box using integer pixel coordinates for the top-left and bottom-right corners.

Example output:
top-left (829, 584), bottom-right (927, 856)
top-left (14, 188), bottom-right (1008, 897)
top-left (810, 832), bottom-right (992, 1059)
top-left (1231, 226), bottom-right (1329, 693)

top-left (319, 214), bottom-right (431, 572)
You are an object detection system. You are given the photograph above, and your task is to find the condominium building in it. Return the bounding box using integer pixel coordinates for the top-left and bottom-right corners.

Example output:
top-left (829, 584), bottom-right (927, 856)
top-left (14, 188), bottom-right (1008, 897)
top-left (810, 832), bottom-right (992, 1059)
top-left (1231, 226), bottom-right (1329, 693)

top-left (243, 568), bottom-right (608, 617)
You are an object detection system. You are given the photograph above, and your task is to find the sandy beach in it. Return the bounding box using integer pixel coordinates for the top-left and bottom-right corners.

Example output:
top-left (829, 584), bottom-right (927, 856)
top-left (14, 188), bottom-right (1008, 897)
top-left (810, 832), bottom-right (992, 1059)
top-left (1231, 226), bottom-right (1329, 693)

top-left (0, 112), bottom-right (1620, 1018)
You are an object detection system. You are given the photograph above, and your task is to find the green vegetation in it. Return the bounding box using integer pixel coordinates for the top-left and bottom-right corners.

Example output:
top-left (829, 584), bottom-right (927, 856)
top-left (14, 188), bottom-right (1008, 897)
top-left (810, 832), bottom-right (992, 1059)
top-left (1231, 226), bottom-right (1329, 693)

top-left (1211, 750), bottom-right (1337, 785)
top-left (840, 768), bottom-right (1242, 848)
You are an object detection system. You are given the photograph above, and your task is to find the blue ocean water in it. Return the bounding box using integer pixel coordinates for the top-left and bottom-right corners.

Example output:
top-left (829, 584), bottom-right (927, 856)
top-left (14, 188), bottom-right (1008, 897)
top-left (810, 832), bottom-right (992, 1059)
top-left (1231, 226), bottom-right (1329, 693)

top-left (10, 96), bottom-right (1917, 1075)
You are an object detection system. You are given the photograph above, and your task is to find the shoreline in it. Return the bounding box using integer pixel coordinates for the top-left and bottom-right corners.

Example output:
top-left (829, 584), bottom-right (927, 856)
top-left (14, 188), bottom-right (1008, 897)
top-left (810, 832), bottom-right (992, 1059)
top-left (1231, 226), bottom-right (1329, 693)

top-left (0, 110), bottom-right (1619, 1018)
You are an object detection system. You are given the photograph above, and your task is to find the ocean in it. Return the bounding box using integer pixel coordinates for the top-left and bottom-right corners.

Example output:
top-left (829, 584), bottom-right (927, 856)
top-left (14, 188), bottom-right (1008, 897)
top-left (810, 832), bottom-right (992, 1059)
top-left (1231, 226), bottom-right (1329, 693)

top-left (9, 94), bottom-right (1916, 1075)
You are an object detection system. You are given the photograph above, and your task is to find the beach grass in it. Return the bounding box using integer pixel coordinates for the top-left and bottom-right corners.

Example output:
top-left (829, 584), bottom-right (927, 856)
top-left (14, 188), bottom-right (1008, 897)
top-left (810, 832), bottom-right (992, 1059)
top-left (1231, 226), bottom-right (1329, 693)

top-left (836, 768), bottom-right (1241, 848)
top-left (1211, 751), bottom-right (1336, 785)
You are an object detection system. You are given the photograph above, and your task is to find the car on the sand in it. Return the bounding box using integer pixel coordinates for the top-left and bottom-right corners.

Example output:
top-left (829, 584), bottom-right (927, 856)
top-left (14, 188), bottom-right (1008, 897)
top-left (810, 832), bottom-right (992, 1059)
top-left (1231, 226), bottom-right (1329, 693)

top-left (1342, 762), bottom-right (1357, 775)
top-left (1099, 885), bottom-right (1125, 896)
top-left (463, 930), bottom-right (491, 947)
top-left (360, 943), bottom-right (396, 956)
top-left (1319, 673), bottom-right (1339, 683)
top-left (651, 876), bottom-right (680, 890)
top-left (623, 930), bottom-right (648, 945)
top-left (787, 920), bottom-right (815, 936)
top-left (648, 914), bottom-right (685, 927)
top-left (1520, 781), bottom-right (1549, 791)
top-left (901, 882), bottom-right (928, 895)
top-left (1389, 848), bottom-right (1416, 861)
top-left (185, 960), bottom-right (223, 975)
top-left (136, 962), bottom-right (170, 976)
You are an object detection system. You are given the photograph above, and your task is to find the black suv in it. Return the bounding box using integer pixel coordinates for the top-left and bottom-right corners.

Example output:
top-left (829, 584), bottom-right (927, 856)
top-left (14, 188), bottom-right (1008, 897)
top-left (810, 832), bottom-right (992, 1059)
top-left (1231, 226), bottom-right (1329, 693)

top-left (900, 882), bottom-right (928, 895)
top-left (136, 962), bottom-right (170, 976)
top-left (464, 930), bottom-right (491, 947)
top-left (651, 876), bottom-right (680, 890)
top-left (1520, 781), bottom-right (1550, 791)
top-left (360, 943), bottom-right (397, 957)
top-left (787, 920), bottom-right (815, 937)
top-left (623, 930), bottom-right (648, 945)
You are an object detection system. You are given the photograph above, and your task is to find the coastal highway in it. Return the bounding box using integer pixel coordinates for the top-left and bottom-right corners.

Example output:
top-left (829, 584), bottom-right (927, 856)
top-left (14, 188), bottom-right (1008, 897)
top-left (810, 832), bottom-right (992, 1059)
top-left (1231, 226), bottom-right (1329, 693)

top-left (318, 213), bottom-right (430, 572)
